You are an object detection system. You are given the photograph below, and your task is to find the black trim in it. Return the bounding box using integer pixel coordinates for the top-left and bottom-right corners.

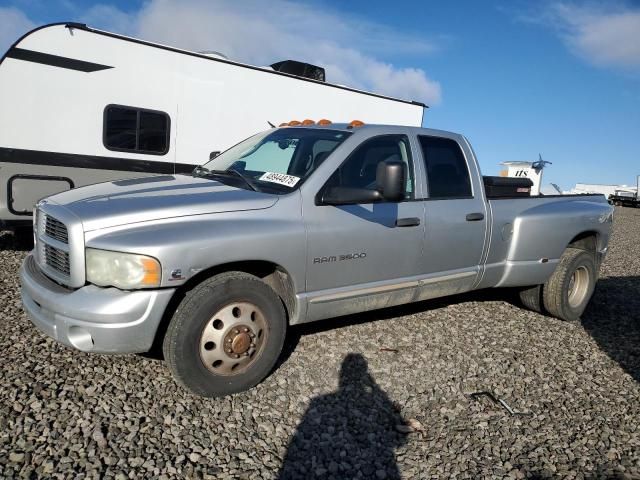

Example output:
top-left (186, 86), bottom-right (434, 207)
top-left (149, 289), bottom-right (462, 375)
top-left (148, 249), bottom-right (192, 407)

top-left (5, 47), bottom-right (113, 72)
top-left (406, 195), bottom-right (474, 202)
top-left (103, 104), bottom-right (171, 156)
top-left (0, 22), bottom-right (426, 108)
top-left (0, 146), bottom-right (187, 174)
top-left (487, 194), bottom-right (605, 200)
top-left (0, 219), bottom-right (33, 229)
top-left (7, 174), bottom-right (74, 216)
top-left (0, 22), bottom-right (69, 68)
top-left (175, 163), bottom-right (198, 174)
top-left (396, 217), bottom-right (421, 227)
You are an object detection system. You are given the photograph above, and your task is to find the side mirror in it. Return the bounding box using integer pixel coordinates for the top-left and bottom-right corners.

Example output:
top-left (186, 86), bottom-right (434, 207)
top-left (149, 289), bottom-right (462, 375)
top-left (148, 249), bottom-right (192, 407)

top-left (320, 187), bottom-right (382, 206)
top-left (317, 159), bottom-right (407, 206)
top-left (376, 159), bottom-right (406, 202)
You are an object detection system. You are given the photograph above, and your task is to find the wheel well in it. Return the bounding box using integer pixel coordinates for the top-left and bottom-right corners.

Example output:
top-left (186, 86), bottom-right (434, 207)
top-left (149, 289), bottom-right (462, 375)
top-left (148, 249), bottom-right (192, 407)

top-left (183, 261), bottom-right (296, 318)
top-left (145, 261), bottom-right (297, 358)
top-left (568, 231), bottom-right (598, 252)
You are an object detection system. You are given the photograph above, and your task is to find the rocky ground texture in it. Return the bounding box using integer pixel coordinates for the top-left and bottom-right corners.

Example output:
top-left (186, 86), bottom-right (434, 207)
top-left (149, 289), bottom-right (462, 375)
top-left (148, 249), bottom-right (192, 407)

top-left (1, 207), bottom-right (639, 479)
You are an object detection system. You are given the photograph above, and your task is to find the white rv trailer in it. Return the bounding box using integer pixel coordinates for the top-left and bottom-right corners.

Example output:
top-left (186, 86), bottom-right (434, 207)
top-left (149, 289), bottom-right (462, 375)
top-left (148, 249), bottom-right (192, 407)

top-left (0, 22), bottom-right (425, 227)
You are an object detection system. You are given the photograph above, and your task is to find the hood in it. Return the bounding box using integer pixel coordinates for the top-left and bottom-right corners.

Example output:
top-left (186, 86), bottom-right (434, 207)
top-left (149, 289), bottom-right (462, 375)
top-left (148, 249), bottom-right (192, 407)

top-left (47, 174), bottom-right (278, 231)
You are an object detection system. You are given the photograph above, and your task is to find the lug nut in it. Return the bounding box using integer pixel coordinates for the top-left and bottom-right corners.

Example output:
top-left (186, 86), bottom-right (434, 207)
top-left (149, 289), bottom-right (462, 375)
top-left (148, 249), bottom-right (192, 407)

top-left (226, 338), bottom-right (232, 343)
top-left (226, 348), bottom-right (232, 353)
top-left (233, 329), bottom-right (239, 334)
top-left (243, 327), bottom-right (249, 332)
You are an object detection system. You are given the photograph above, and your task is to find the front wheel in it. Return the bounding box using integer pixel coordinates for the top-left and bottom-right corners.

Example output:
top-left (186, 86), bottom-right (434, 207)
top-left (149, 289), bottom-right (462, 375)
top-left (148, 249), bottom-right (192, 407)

top-left (163, 271), bottom-right (287, 397)
top-left (543, 248), bottom-right (597, 321)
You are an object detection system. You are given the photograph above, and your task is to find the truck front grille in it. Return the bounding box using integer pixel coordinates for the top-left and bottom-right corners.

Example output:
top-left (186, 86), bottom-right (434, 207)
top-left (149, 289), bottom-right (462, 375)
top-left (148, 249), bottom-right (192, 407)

top-left (35, 207), bottom-right (74, 284)
top-left (43, 244), bottom-right (71, 276)
top-left (44, 215), bottom-right (68, 244)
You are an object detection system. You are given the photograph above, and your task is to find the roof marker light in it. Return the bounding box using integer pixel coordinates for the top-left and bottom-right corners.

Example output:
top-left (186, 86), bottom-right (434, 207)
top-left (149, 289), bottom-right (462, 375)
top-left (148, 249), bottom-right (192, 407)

top-left (348, 120), bottom-right (365, 128)
top-left (279, 122), bottom-right (288, 127)
top-left (301, 119), bottom-right (315, 125)
top-left (317, 119), bottom-right (332, 125)
top-left (288, 120), bottom-right (301, 126)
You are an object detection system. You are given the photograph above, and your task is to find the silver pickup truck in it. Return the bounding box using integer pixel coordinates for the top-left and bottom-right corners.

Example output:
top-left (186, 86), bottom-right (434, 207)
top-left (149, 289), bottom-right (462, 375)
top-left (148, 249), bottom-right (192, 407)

top-left (20, 123), bottom-right (613, 397)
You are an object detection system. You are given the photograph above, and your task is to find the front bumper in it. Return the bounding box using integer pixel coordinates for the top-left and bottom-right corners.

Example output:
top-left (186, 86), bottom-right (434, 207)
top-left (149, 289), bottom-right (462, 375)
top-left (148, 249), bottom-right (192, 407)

top-left (20, 254), bottom-right (175, 353)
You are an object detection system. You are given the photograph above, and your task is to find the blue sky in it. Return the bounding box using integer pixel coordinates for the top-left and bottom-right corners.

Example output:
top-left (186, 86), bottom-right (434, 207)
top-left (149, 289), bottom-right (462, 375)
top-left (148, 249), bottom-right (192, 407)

top-left (1, 0), bottom-right (638, 190)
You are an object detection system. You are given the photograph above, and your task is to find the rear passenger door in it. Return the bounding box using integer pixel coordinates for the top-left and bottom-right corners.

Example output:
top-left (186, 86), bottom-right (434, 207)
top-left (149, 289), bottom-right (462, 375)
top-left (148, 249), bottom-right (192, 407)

top-left (415, 135), bottom-right (487, 296)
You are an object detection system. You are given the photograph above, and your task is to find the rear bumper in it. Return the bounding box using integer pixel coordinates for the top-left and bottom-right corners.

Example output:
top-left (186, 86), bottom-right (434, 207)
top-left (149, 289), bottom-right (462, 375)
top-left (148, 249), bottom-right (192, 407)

top-left (20, 254), bottom-right (175, 353)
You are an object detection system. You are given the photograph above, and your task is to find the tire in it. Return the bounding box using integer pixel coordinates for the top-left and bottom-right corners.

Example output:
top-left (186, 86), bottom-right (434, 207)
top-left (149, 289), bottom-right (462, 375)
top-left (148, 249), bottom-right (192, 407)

top-left (163, 271), bottom-right (287, 397)
top-left (519, 284), bottom-right (543, 313)
top-left (542, 247), bottom-right (597, 321)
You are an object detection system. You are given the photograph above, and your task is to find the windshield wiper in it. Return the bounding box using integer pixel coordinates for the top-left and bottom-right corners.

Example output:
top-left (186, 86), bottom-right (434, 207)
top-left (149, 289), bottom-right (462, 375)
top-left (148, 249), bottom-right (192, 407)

top-left (193, 166), bottom-right (258, 192)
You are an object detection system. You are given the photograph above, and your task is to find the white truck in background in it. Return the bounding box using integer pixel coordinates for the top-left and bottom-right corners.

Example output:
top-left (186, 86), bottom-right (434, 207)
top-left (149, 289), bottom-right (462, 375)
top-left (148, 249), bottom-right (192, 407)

top-left (0, 22), bottom-right (425, 228)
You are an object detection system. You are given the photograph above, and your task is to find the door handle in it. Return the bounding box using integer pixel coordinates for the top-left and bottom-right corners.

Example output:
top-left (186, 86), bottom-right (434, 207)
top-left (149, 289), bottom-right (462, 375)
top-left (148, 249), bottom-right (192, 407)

top-left (396, 217), bottom-right (421, 227)
top-left (465, 212), bottom-right (484, 221)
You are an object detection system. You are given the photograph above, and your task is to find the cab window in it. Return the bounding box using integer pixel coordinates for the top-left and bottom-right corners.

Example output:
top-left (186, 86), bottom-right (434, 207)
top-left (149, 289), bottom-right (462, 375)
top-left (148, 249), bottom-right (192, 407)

top-left (325, 135), bottom-right (414, 200)
top-left (418, 136), bottom-right (472, 198)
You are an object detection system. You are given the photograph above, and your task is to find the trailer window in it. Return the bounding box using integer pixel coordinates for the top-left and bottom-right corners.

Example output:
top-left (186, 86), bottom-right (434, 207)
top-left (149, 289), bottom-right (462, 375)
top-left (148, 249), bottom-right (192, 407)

top-left (418, 136), bottom-right (472, 199)
top-left (104, 105), bottom-right (170, 155)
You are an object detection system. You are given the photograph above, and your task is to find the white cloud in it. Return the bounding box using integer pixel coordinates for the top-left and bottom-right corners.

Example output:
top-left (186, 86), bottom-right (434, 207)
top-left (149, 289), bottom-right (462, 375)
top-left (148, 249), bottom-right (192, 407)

top-left (0, 7), bottom-right (36, 55)
top-left (548, 3), bottom-right (640, 71)
top-left (81, 0), bottom-right (441, 104)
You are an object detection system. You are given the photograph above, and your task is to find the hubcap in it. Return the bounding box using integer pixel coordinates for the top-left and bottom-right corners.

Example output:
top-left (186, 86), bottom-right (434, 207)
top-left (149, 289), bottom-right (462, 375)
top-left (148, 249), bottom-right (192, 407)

top-left (199, 302), bottom-right (267, 376)
top-left (567, 266), bottom-right (590, 309)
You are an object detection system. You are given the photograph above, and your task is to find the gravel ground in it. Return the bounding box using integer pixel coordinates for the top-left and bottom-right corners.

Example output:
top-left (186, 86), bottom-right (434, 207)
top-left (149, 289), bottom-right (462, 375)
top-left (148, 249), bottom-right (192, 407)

top-left (1, 207), bottom-right (639, 479)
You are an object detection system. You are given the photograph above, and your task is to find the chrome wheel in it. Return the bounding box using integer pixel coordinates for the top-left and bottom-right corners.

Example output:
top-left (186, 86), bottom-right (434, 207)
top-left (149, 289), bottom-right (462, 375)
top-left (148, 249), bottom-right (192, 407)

top-left (567, 266), bottom-right (590, 308)
top-left (199, 302), bottom-right (267, 376)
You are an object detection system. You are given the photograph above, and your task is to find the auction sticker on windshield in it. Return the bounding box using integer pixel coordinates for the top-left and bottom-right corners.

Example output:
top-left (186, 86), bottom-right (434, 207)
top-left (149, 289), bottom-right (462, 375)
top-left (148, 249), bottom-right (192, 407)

top-left (259, 172), bottom-right (300, 187)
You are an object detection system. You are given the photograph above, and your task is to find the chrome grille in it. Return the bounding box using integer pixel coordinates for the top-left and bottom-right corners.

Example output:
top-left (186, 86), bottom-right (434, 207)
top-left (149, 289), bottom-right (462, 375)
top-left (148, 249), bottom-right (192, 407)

top-left (43, 244), bottom-right (70, 276)
top-left (45, 215), bottom-right (68, 244)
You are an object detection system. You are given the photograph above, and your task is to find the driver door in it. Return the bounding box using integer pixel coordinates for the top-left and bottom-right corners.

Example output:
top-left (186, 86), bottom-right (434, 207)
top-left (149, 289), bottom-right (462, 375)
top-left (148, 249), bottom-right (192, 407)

top-left (302, 134), bottom-right (425, 321)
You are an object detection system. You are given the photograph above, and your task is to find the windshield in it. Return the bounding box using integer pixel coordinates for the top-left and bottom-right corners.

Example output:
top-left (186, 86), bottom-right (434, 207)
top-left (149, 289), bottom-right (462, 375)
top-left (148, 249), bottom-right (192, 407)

top-left (199, 128), bottom-right (351, 193)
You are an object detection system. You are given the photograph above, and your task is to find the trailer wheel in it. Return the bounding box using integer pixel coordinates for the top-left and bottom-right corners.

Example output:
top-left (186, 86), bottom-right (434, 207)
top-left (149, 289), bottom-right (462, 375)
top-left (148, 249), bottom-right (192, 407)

top-left (163, 271), bottom-right (287, 397)
top-left (543, 247), bottom-right (596, 321)
top-left (518, 285), bottom-right (543, 313)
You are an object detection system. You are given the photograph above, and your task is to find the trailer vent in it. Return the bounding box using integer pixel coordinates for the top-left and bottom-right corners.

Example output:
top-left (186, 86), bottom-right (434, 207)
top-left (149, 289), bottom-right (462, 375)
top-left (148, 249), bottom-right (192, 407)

top-left (271, 60), bottom-right (325, 82)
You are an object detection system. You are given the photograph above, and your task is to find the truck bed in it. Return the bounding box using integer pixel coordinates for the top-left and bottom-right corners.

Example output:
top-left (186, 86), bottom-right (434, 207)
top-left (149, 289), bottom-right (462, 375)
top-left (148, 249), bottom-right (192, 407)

top-left (478, 193), bottom-right (611, 289)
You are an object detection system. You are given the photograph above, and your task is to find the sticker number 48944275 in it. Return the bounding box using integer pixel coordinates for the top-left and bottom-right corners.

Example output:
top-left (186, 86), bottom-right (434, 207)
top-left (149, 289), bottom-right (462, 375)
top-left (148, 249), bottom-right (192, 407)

top-left (259, 172), bottom-right (300, 187)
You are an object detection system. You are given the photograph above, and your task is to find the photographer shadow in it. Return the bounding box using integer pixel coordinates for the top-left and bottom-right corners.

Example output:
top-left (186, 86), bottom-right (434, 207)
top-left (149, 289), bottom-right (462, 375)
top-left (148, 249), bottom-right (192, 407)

top-left (278, 353), bottom-right (406, 480)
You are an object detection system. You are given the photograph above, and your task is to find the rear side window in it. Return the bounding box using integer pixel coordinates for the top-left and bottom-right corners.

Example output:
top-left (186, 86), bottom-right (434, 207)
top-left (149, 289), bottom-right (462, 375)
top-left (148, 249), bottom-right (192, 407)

top-left (104, 105), bottom-right (170, 155)
top-left (418, 136), bottom-right (472, 198)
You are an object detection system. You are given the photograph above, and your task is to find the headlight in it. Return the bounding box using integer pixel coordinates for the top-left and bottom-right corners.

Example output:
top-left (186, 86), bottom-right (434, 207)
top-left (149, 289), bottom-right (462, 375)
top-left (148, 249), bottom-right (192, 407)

top-left (85, 248), bottom-right (161, 289)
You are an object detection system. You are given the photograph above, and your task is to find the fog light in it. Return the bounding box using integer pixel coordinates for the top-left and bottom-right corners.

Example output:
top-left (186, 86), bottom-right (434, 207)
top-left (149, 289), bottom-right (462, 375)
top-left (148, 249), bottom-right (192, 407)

top-left (68, 326), bottom-right (94, 351)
